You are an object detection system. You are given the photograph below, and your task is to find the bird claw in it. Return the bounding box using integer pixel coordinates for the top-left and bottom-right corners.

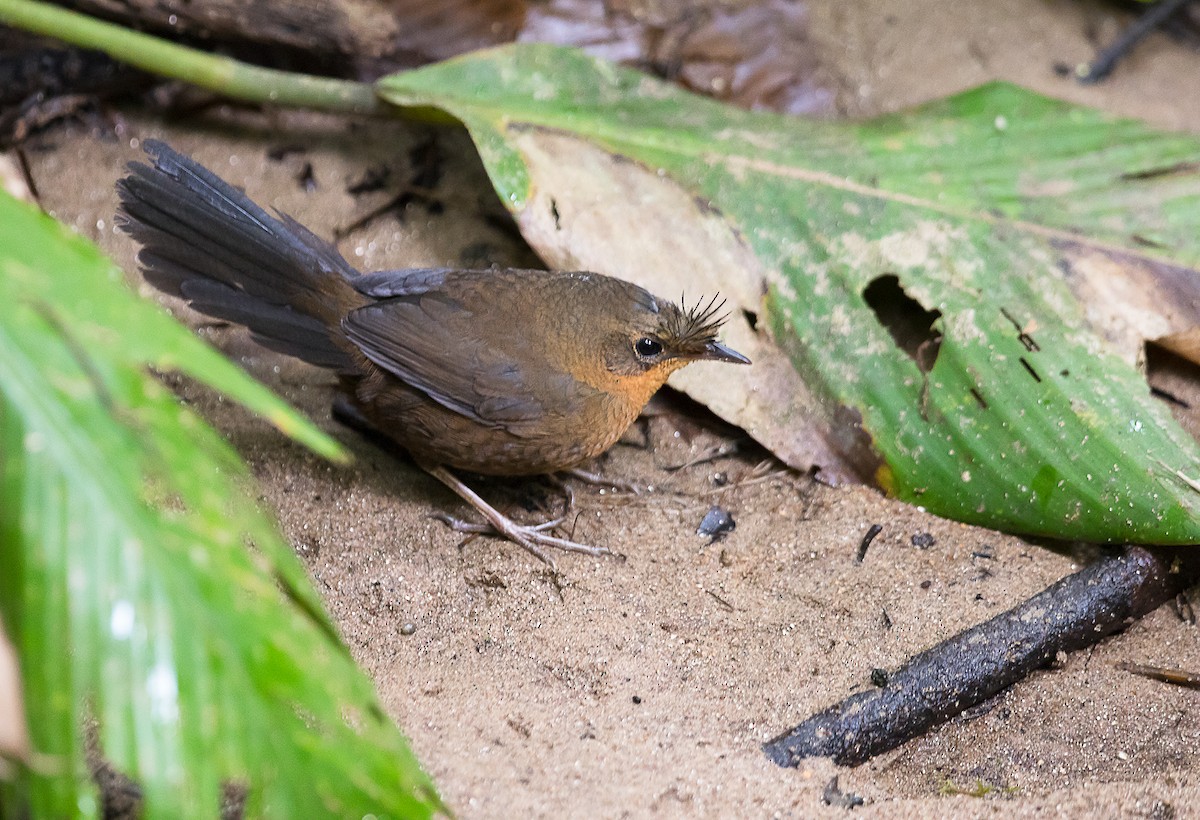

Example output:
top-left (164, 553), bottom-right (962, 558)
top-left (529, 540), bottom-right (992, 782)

top-left (430, 512), bottom-right (490, 534)
top-left (430, 511), bottom-right (614, 567)
top-left (561, 467), bottom-right (644, 495)
top-left (424, 464), bottom-right (617, 567)
top-left (431, 511), bottom-right (570, 537)
top-left (505, 526), bottom-right (616, 566)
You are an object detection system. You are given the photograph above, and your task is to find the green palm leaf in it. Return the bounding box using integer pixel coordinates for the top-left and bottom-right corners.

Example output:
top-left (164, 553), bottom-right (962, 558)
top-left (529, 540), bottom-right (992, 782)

top-left (0, 192), bottom-right (442, 817)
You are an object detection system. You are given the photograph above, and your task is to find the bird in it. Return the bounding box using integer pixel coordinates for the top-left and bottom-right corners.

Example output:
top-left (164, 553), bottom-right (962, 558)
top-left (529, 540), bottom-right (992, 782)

top-left (116, 139), bottom-right (750, 565)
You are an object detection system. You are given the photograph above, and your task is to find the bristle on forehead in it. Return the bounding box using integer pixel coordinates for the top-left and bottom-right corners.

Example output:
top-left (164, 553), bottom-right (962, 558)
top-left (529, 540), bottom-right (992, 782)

top-left (661, 294), bottom-right (729, 353)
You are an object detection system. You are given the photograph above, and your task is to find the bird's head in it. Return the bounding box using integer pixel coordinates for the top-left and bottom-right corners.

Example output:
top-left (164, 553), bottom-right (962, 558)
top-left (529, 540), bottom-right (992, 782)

top-left (595, 292), bottom-right (750, 409)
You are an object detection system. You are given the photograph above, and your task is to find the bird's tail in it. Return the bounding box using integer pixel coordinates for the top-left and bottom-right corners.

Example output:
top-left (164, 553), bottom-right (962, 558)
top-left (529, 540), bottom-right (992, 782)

top-left (116, 139), bottom-right (363, 370)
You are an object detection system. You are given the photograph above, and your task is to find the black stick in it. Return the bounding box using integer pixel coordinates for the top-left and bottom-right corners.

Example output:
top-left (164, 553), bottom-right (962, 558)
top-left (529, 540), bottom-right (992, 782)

top-left (855, 523), bottom-right (882, 562)
top-left (1078, 0), bottom-right (1194, 84)
top-left (764, 546), bottom-right (1197, 767)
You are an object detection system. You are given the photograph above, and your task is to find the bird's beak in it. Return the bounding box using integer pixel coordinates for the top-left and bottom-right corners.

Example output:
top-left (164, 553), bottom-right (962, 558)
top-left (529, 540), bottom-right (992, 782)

top-left (700, 340), bottom-right (751, 365)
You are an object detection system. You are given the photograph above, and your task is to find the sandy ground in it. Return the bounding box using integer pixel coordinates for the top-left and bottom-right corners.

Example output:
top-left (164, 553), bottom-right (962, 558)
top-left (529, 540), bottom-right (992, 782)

top-left (20, 0), bottom-right (1200, 816)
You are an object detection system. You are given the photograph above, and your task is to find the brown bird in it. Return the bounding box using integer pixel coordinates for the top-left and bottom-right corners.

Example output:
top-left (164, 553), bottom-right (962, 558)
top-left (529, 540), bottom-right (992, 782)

top-left (117, 140), bottom-right (749, 564)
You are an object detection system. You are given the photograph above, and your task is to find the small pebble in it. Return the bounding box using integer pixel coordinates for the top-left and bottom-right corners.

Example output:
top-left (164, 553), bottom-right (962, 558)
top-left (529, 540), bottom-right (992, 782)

top-left (697, 506), bottom-right (736, 541)
top-left (911, 532), bottom-right (936, 549)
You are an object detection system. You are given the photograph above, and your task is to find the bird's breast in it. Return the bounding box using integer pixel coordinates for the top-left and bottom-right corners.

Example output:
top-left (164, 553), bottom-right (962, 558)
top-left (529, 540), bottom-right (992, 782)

top-left (352, 365), bottom-right (643, 476)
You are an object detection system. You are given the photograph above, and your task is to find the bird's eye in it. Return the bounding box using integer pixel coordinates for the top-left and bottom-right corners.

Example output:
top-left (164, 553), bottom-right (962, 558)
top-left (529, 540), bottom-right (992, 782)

top-left (635, 337), bottom-right (664, 358)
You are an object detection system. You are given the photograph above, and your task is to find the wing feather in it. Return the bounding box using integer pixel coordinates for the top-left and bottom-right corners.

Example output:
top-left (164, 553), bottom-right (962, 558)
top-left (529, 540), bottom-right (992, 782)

top-left (342, 294), bottom-right (567, 434)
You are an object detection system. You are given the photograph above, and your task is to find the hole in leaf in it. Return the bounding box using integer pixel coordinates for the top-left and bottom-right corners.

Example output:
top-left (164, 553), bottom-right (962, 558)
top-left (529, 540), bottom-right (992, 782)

top-left (1144, 341), bottom-right (1200, 444)
top-left (1146, 342), bottom-right (1200, 411)
top-left (862, 274), bottom-right (942, 373)
top-left (1151, 385), bottom-right (1189, 408)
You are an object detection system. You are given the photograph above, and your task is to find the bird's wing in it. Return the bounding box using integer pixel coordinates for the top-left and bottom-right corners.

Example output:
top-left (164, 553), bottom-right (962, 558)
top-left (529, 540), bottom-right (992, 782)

top-left (342, 292), bottom-right (578, 434)
top-left (350, 268), bottom-right (456, 298)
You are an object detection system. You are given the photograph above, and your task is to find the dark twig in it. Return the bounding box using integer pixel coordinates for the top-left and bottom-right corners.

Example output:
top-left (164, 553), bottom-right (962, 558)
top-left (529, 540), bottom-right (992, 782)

top-left (764, 546), bottom-right (1198, 767)
top-left (856, 523), bottom-right (882, 563)
top-left (1116, 661), bottom-right (1200, 689)
top-left (1078, 0), bottom-right (1194, 83)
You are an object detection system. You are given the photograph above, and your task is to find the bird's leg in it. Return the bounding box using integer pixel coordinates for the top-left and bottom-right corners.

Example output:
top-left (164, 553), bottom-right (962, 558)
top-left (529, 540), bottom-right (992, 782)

top-left (428, 515), bottom-right (567, 535)
top-left (561, 466), bottom-right (644, 495)
top-left (421, 463), bottom-right (616, 566)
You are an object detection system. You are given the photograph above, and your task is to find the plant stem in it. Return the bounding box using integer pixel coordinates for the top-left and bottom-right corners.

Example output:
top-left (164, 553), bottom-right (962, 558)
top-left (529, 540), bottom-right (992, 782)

top-left (0, 0), bottom-right (385, 115)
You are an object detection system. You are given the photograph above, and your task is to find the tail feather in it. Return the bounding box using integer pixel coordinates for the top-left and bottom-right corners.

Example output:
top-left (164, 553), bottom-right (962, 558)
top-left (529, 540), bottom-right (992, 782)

top-left (171, 276), bottom-right (351, 369)
top-left (116, 139), bottom-right (363, 371)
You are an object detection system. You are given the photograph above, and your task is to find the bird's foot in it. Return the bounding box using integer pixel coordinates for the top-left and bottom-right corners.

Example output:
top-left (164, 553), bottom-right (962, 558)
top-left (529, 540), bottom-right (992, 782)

top-left (561, 467), bottom-right (644, 495)
top-left (431, 511), bottom-right (567, 536)
top-left (430, 511), bottom-right (613, 566)
top-left (423, 463), bottom-right (621, 567)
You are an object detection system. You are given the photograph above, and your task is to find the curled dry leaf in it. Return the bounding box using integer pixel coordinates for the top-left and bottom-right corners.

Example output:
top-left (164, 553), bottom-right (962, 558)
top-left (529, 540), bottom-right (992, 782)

top-left (1061, 242), bottom-right (1200, 366)
top-left (519, 0), bottom-right (834, 114)
top-left (390, 0), bottom-right (527, 62)
top-left (68, 0), bottom-right (386, 60)
top-left (27, 0), bottom-right (832, 114)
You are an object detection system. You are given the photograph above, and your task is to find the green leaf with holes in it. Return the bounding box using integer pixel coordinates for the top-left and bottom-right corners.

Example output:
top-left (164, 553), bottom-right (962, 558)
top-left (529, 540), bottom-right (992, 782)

top-left (379, 44), bottom-right (1200, 544)
top-left (0, 191), bottom-right (441, 817)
